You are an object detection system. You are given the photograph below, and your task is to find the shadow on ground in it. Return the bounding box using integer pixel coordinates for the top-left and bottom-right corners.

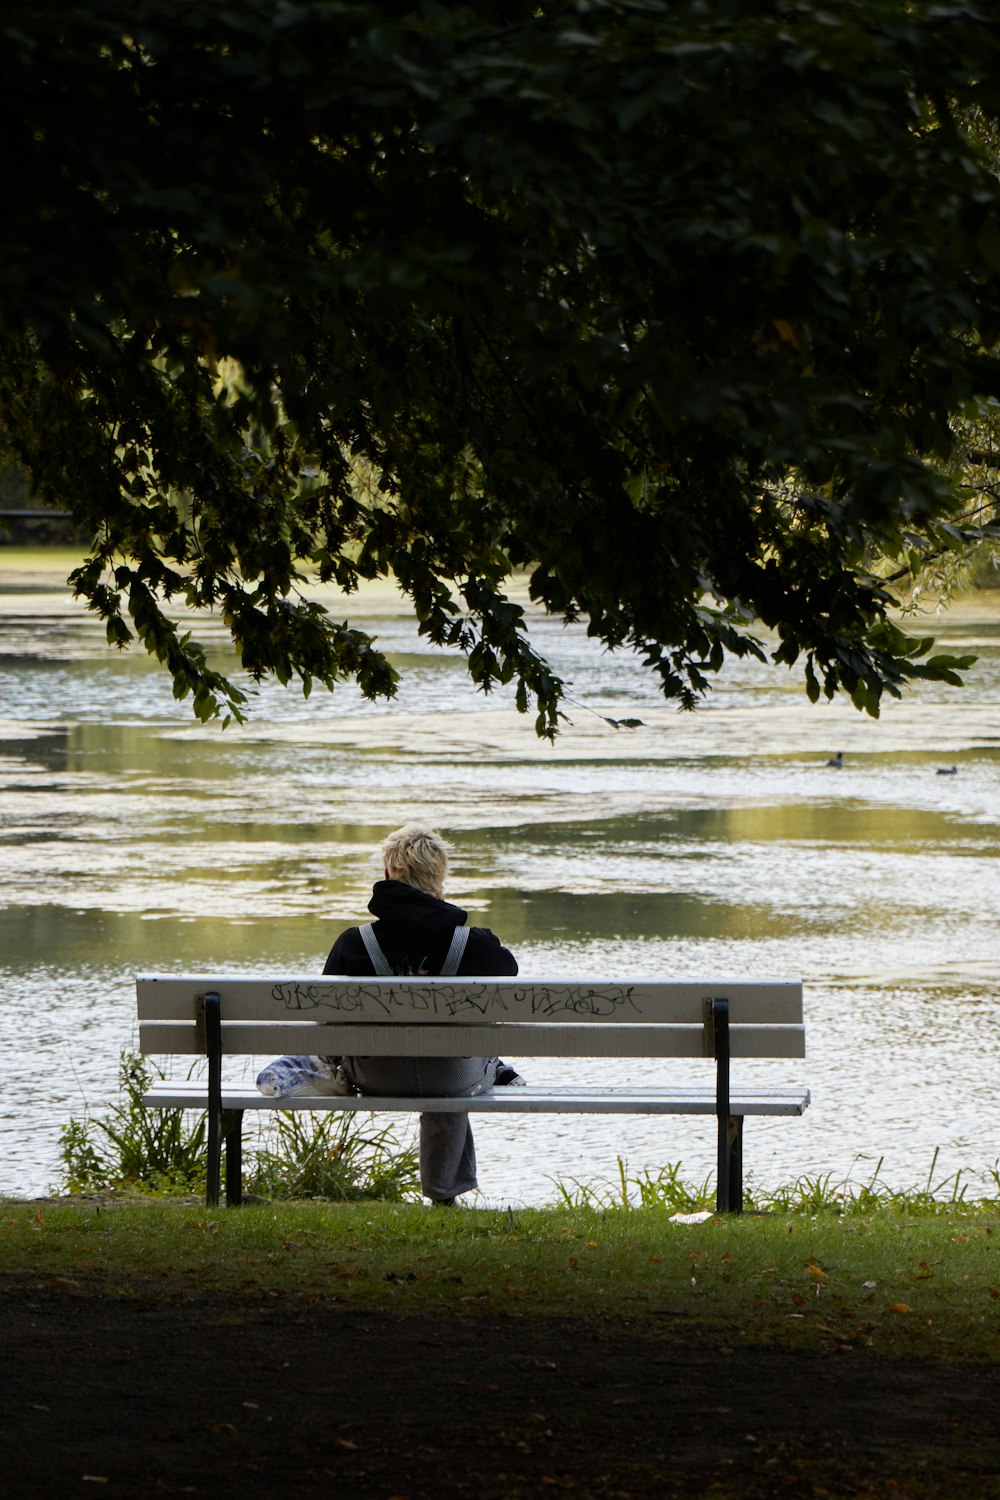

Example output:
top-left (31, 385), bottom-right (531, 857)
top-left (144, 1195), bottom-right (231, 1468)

top-left (3, 1283), bottom-right (998, 1498)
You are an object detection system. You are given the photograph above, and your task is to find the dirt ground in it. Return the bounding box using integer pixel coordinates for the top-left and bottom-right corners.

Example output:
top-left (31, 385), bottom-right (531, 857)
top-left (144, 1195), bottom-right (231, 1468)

top-left (2, 1282), bottom-right (999, 1500)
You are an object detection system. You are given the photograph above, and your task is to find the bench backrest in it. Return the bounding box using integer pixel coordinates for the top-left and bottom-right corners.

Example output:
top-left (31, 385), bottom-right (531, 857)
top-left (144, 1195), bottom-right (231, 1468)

top-left (136, 975), bottom-right (805, 1060)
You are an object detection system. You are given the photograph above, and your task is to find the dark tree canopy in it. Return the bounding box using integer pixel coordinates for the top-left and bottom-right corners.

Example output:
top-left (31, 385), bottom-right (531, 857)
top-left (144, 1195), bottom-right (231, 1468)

top-left (2, 0), bottom-right (999, 731)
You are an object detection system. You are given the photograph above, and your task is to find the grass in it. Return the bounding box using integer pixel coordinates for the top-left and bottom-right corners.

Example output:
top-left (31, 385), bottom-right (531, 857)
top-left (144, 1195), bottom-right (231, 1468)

top-left (0, 545), bottom-right (85, 576)
top-left (556, 1147), bottom-right (1000, 1217)
top-left (3, 1196), bottom-right (998, 1365)
top-left (243, 1108), bottom-right (419, 1200)
top-left (37, 1065), bottom-right (1000, 1368)
top-left (57, 1050), bottom-right (421, 1201)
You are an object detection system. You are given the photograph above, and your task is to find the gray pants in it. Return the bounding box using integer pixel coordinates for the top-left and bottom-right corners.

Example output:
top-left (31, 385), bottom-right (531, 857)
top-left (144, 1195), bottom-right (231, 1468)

top-left (340, 1056), bottom-right (499, 1201)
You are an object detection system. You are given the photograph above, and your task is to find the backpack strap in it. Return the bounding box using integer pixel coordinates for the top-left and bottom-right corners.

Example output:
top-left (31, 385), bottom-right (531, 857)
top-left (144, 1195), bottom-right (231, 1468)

top-left (359, 921), bottom-right (470, 977)
top-left (359, 922), bottom-right (393, 976)
top-left (440, 924), bottom-right (470, 976)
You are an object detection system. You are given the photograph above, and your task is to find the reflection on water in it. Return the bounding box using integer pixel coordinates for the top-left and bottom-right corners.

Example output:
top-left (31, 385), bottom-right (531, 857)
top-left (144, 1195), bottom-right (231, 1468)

top-left (2, 568), bottom-right (999, 1203)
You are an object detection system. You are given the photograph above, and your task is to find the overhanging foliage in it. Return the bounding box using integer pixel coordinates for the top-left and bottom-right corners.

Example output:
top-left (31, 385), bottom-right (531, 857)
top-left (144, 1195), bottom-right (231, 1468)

top-left (2, 0), bottom-right (999, 731)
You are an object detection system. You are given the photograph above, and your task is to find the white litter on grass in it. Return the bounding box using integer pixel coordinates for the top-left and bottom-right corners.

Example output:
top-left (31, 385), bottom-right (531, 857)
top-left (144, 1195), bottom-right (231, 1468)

top-left (670, 1210), bottom-right (714, 1224)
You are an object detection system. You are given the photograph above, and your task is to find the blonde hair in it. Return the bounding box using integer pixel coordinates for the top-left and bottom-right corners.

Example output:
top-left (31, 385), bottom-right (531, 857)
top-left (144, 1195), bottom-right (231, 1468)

top-left (380, 824), bottom-right (451, 898)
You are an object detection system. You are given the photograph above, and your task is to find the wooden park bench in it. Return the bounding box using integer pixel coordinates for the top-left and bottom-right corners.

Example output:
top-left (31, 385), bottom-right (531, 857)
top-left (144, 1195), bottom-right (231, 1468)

top-left (137, 974), bottom-right (809, 1214)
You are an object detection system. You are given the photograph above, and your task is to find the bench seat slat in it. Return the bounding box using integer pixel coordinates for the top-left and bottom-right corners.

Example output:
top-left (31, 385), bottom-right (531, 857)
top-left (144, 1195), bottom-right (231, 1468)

top-left (142, 1081), bottom-right (811, 1118)
top-left (136, 975), bottom-right (804, 1025)
top-left (138, 1020), bottom-right (806, 1059)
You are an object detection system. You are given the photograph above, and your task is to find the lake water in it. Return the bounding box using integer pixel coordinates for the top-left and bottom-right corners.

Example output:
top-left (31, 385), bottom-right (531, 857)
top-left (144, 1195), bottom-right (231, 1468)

top-left (2, 552), bottom-right (999, 1206)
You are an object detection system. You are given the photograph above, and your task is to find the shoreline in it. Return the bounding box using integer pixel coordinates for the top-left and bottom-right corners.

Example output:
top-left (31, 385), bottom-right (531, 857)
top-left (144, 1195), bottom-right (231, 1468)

top-left (2, 543), bottom-right (995, 621)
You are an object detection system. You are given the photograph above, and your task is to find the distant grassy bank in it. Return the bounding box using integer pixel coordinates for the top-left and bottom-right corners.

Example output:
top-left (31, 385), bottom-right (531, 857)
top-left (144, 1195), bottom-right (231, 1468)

top-left (3, 1198), bottom-right (997, 1365)
top-left (0, 544), bottom-right (456, 628)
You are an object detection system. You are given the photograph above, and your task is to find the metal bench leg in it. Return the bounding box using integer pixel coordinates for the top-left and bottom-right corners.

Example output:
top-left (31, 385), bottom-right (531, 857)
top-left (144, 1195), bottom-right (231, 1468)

top-left (727, 1116), bottom-right (744, 1214)
top-left (712, 996), bottom-right (732, 1214)
top-left (203, 990), bottom-right (223, 1209)
top-left (716, 1118), bottom-right (730, 1213)
top-left (206, 1112), bottom-right (222, 1208)
top-left (223, 1110), bottom-right (244, 1207)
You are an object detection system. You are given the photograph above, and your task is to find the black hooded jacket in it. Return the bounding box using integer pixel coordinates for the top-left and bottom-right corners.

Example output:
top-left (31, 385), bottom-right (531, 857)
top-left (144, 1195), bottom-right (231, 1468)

top-left (323, 879), bottom-right (518, 978)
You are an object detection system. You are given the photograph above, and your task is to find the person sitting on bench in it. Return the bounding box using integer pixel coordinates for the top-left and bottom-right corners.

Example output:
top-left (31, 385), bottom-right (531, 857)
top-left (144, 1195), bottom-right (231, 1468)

top-left (258, 823), bottom-right (521, 1205)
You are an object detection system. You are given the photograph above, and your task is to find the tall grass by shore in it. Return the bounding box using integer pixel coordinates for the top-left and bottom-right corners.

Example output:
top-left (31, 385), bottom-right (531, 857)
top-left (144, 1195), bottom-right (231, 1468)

top-left (556, 1148), bottom-right (1000, 1217)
